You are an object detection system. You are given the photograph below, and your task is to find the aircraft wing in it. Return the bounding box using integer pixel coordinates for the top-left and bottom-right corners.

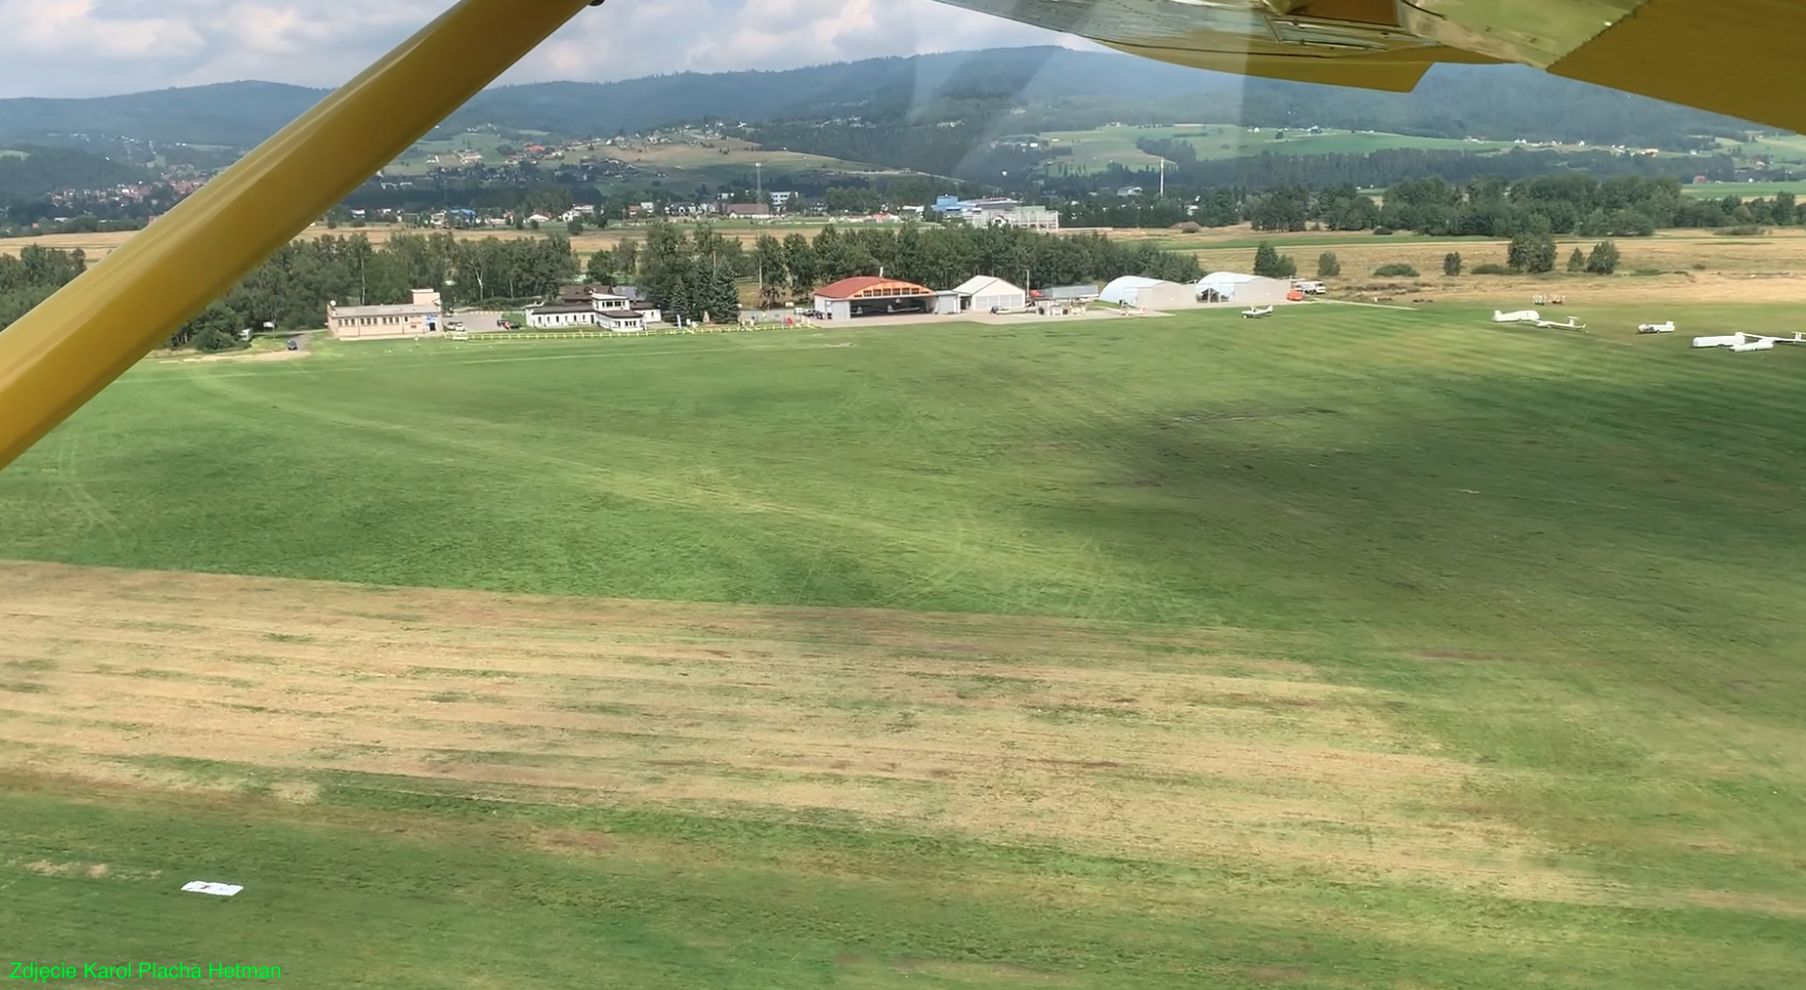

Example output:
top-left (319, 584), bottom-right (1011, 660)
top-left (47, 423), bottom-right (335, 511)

top-left (931, 1), bottom-right (1806, 133)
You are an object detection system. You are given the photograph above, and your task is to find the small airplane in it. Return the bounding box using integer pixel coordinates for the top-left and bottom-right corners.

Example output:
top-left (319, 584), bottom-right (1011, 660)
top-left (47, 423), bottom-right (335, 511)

top-left (1242, 305), bottom-right (1274, 319)
top-left (1534, 316), bottom-right (1587, 331)
top-left (1493, 310), bottom-right (1541, 325)
top-left (1692, 332), bottom-right (1806, 353)
top-left (1637, 322), bottom-right (1677, 334)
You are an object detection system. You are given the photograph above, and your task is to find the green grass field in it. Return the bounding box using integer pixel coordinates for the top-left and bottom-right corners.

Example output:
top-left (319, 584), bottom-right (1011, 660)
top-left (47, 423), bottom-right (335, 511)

top-left (1680, 180), bottom-right (1806, 199)
top-left (2, 305), bottom-right (1804, 987)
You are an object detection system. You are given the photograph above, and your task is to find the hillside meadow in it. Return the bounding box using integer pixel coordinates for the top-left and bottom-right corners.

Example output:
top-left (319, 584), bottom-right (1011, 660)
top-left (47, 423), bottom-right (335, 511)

top-left (0, 304), bottom-right (1802, 987)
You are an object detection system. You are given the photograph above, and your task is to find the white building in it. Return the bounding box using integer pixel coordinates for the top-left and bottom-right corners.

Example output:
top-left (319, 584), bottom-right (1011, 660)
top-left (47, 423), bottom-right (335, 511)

top-left (530, 286), bottom-right (652, 331)
top-left (1195, 272), bottom-right (1293, 305)
top-left (959, 198), bottom-right (1060, 231)
top-left (328, 289), bottom-right (442, 339)
top-left (1099, 276), bottom-right (1195, 310)
top-left (526, 304), bottom-right (647, 332)
top-left (527, 304), bottom-right (599, 328)
top-left (954, 276), bottom-right (1028, 313)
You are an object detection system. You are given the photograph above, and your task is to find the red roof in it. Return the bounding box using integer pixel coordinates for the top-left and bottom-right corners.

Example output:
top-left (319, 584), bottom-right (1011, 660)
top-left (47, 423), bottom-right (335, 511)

top-left (814, 276), bottom-right (934, 300)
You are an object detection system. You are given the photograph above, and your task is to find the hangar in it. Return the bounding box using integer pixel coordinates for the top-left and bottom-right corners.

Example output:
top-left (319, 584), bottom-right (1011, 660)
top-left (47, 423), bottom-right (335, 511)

top-left (813, 276), bottom-right (954, 320)
top-left (954, 276), bottom-right (1028, 313)
top-left (1099, 276), bottom-right (1196, 311)
top-left (1196, 272), bottom-right (1292, 305)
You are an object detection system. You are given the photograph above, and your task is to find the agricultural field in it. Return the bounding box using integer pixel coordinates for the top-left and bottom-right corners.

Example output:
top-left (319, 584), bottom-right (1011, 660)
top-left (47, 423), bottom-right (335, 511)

top-left (1039, 124), bottom-right (1518, 172)
top-left (384, 128), bottom-right (911, 194)
top-left (0, 219), bottom-right (840, 264)
top-left (1680, 180), bottom-right (1806, 199)
top-left (2, 304), bottom-right (1804, 987)
top-left (1116, 226), bottom-right (1806, 304)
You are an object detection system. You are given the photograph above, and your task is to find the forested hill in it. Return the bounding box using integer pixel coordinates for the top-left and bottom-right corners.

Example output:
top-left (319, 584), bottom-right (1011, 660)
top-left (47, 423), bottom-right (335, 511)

top-left (0, 47), bottom-right (1769, 152)
top-left (0, 147), bottom-right (149, 201)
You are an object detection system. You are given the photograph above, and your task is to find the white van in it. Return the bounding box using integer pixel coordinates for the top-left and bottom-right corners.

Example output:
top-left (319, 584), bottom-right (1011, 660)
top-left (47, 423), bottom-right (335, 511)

top-left (1295, 281), bottom-right (1327, 295)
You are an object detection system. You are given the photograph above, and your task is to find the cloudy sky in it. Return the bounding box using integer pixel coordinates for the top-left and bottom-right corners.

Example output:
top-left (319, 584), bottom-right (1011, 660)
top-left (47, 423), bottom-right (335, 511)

top-left (0, 0), bottom-right (1085, 98)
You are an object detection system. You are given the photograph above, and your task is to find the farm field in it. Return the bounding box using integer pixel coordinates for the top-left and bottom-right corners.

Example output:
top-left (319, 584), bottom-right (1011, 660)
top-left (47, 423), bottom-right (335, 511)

top-left (1680, 180), bottom-right (1806, 199)
top-left (2, 306), bottom-right (1804, 987)
top-left (0, 220), bottom-right (839, 263)
top-left (1038, 125), bottom-right (1516, 172)
top-left (384, 129), bottom-right (911, 193)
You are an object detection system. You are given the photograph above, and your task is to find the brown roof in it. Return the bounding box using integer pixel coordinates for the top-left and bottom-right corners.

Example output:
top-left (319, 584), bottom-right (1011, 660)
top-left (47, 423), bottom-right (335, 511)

top-left (814, 276), bottom-right (934, 300)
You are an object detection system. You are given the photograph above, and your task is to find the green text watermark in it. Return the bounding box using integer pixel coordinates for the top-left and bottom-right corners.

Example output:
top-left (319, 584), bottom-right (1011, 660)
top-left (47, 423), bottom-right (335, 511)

top-left (7, 964), bottom-right (280, 982)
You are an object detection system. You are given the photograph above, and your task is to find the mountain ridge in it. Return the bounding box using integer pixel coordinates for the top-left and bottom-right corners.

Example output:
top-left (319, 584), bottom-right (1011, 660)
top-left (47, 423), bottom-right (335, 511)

top-left (0, 46), bottom-right (1770, 155)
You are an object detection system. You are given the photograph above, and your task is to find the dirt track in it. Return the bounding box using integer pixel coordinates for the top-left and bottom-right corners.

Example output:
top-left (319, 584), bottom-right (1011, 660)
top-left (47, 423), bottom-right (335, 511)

top-left (0, 561), bottom-right (1596, 900)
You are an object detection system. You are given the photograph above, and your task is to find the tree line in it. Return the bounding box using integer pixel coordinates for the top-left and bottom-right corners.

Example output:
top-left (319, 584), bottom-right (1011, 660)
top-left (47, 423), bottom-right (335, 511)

top-left (742, 223), bottom-right (1200, 306)
top-left (586, 221), bottom-right (1202, 318)
top-left (1111, 143), bottom-right (1749, 194)
top-left (170, 232), bottom-right (580, 348)
top-left (1081, 174), bottom-right (1800, 238)
top-left (0, 245), bottom-right (87, 333)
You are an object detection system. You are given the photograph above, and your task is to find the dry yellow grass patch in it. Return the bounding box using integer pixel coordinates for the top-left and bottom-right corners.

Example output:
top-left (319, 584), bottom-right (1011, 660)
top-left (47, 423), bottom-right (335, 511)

top-left (0, 561), bottom-right (1606, 902)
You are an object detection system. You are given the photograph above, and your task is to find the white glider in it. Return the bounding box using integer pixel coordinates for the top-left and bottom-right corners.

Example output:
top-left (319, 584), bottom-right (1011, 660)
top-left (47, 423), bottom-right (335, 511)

top-left (1535, 316), bottom-right (1587, 331)
top-left (1493, 310), bottom-right (1541, 324)
top-left (1242, 305), bottom-right (1274, 319)
top-left (1692, 332), bottom-right (1806, 352)
top-left (1637, 321), bottom-right (1676, 334)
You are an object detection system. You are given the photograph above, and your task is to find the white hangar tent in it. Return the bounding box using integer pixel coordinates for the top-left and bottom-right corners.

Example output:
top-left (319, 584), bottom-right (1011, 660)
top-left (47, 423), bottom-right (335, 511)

top-left (1099, 276), bottom-right (1196, 311)
top-left (954, 276), bottom-right (1029, 313)
top-left (1196, 272), bottom-right (1292, 304)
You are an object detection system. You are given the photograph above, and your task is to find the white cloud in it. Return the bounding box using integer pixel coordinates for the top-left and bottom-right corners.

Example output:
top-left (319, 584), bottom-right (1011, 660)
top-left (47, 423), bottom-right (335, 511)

top-left (0, 0), bottom-right (1080, 98)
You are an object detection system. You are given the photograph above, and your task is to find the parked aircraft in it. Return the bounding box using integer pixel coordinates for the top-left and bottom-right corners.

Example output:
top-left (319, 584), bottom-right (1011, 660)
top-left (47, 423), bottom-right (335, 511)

top-left (1692, 332), bottom-right (1806, 353)
top-left (1535, 317), bottom-right (1587, 331)
top-left (1242, 306), bottom-right (1274, 319)
top-left (1638, 322), bottom-right (1677, 334)
top-left (1493, 310), bottom-right (1541, 324)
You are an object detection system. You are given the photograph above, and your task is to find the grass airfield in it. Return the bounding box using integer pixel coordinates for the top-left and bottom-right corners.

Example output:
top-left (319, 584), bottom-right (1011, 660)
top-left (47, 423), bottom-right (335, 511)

top-left (1, 303), bottom-right (1804, 988)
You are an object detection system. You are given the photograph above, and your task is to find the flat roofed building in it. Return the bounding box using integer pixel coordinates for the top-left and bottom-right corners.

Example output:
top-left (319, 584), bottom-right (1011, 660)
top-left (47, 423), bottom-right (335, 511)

top-left (527, 303), bottom-right (601, 329)
top-left (328, 288), bottom-right (442, 339)
top-left (1046, 284), bottom-right (1100, 302)
top-left (527, 303), bottom-right (648, 332)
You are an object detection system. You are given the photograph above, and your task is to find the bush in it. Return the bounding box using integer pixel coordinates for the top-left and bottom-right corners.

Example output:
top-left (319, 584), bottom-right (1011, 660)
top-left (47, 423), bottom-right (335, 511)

top-left (1585, 240), bottom-right (1620, 275)
top-left (1566, 248), bottom-right (1587, 273)
top-left (1508, 229), bottom-right (1558, 274)
top-left (192, 327), bottom-right (243, 353)
top-left (1372, 227), bottom-right (1395, 236)
top-left (1317, 251), bottom-right (1341, 278)
top-left (1373, 263), bottom-right (1419, 277)
top-left (1471, 263), bottom-right (1512, 275)
top-left (1253, 242), bottom-right (1297, 279)
top-left (1443, 252), bottom-right (1462, 276)
top-left (1717, 225), bottom-right (1766, 236)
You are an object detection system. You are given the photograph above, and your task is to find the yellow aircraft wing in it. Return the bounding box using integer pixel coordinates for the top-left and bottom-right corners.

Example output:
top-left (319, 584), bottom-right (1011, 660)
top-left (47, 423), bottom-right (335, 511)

top-left (930, 1), bottom-right (1806, 134)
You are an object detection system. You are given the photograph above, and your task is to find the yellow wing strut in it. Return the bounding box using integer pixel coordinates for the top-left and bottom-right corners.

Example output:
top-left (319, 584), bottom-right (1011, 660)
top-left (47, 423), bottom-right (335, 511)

top-left (0, 0), bottom-right (598, 471)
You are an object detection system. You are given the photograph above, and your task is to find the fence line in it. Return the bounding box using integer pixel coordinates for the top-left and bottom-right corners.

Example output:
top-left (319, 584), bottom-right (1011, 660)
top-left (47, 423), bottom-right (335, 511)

top-left (457, 321), bottom-right (818, 343)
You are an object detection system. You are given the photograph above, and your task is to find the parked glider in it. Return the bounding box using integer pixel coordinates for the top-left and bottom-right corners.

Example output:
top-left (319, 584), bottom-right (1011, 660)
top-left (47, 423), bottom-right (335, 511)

top-left (1535, 317), bottom-right (1587, 331)
top-left (1243, 306), bottom-right (1275, 319)
top-left (1692, 332), bottom-right (1806, 353)
top-left (1493, 311), bottom-right (1541, 325)
top-left (1638, 322), bottom-right (1677, 334)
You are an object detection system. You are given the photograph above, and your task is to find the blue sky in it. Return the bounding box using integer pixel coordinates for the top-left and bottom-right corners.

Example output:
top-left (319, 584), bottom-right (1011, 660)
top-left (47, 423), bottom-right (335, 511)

top-left (0, 0), bottom-right (1080, 98)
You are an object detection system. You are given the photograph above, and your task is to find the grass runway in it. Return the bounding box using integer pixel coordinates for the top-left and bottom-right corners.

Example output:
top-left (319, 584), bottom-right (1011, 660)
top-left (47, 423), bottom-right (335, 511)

top-left (1, 304), bottom-right (1802, 987)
